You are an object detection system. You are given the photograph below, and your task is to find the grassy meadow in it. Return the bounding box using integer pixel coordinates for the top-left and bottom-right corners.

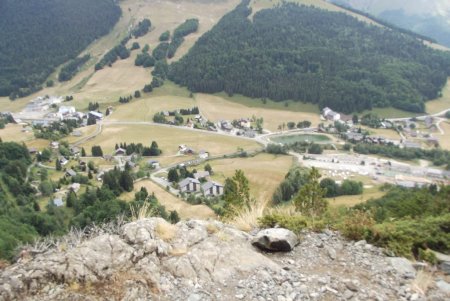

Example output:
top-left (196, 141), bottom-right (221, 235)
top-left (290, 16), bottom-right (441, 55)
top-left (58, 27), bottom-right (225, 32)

top-left (80, 124), bottom-right (261, 156)
top-left (197, 153), bottom-right (294, 204)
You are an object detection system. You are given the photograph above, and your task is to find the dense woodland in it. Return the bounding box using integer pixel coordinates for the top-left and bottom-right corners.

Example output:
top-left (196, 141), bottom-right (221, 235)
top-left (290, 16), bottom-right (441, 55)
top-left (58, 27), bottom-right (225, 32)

top-left (169, 1), bottom-right (450, 113)
top-left (0, 142), bottom-right (170, 261)
top-left (0, 0), bottom-right (121, 98)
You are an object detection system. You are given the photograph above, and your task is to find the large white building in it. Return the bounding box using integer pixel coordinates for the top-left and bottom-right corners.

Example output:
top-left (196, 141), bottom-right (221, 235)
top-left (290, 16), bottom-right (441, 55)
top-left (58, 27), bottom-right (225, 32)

top-left (322, 107), bottom-right (341, 121)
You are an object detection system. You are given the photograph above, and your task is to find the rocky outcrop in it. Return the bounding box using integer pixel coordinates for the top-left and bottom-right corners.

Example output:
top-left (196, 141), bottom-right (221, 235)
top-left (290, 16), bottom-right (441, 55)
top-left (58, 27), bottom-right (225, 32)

top-left (251, 228), bottom-right (298, 252)
top-left (0, 218), bottom-right (449, 301)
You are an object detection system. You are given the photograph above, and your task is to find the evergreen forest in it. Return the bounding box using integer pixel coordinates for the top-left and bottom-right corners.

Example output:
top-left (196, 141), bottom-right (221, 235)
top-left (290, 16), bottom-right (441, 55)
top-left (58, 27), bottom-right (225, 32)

top-left (169, 1), bottom-right (450, 113)
top-left (0, 0), bottom-right (121, 99)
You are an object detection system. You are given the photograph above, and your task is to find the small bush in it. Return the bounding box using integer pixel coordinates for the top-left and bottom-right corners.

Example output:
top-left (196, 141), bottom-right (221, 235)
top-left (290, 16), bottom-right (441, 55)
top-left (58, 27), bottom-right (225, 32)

top-left (339, 209), bottom-right (375, 241)
top-left (418, 249), bottom-right (438, 265)
top-left (258, 214), bottom-right (307, 234)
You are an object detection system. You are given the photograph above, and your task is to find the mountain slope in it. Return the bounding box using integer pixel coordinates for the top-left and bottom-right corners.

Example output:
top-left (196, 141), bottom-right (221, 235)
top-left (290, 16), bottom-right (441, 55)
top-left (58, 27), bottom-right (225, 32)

top-left (333, 0), bottom-right (450, 47)
top-left (0, 0), bottom-right (121, 98)
top-left (169, 0), bottom-right (450, 113)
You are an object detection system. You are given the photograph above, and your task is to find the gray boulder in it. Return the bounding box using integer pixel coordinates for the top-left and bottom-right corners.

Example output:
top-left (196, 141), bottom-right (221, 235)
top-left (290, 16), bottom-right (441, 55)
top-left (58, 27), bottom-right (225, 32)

top-left (436, 280), bottom-right (450, 295)
top-left (251, 228), bottom-right (298, 252)
top-left (389, 257), bottom-right (416, 279)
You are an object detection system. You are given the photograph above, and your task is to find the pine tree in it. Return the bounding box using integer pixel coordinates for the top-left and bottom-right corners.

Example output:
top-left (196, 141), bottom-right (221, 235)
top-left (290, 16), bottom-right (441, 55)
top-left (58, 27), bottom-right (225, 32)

top-left (56, 159), bottom-right (62, 171)
top-left (293, 167), bottom-right (328, 223)
top-left (66, 189), bottom-right (77, 208)
top-left (223, 170), bottom-right (251, 215)
top-left (81, 147), bottom-right (86, 157)
top-left (119, 170), bottom-right (134, 192)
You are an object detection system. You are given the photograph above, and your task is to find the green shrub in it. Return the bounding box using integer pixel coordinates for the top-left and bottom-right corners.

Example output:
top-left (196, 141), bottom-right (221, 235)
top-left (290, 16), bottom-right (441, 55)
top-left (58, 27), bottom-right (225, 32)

top-left (418, 249), bottom-right (438, 265)
top-left (371, 214), bottom-right (450, 258)
top-left (338, 209), bottom-right (375, 241)
top-left (258, 214), bottom-right (307, 234)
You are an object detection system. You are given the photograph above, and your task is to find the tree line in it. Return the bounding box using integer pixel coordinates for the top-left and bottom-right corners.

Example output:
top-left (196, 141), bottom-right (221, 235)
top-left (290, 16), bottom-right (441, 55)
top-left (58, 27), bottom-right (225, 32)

top-left (169, 0), bottom-right (450, 113)
top-left (58, 54), bottom-right (91, 82)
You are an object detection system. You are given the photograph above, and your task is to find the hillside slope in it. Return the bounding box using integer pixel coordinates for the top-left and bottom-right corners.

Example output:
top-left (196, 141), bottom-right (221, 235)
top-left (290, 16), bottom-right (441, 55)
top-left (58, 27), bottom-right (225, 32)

top-left (0, 0), bottom-right (121, 98)
top-left (333, 0), bottom-right (450, 47)
top-left (169, 0), bottom-right (450, 113)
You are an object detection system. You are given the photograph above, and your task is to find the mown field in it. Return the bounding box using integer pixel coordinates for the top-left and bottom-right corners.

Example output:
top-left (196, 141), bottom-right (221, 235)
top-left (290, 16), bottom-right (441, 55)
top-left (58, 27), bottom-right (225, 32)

top-left (426, 77), bottom-right (450, 114)
top-left (197, 153), bottom-right (294, 204)
top-left (196, 94), bottom-right (322, 132)
top-left (80, 124), bottom-right (261, 156)
top-left (271, 134), bottom-right (331, 144)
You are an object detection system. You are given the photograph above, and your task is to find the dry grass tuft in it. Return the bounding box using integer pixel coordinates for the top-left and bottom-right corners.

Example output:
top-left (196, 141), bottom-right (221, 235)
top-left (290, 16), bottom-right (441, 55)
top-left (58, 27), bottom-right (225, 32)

top-left (229, 199), bottom-right (269, 232)
top-left (206, 223), bottom-right (219, 234)
top-left (130, 202), bottom-right (155, 221)
top-left (155, 221), bottom-right (177, 242)
top-left (411, 269), bottom-right (434, 296)
top-left (0, 260), bottom-right (10, 269)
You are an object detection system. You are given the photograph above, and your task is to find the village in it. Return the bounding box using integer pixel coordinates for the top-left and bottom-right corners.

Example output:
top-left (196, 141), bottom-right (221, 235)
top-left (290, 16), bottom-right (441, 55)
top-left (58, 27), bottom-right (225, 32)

top-left (0, 93), bottom-right (449, 211)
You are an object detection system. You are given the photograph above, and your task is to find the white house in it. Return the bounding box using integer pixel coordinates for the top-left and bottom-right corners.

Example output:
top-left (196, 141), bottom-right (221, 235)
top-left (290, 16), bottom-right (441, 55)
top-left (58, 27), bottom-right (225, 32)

top-left (322, 107), bottom-right (341, 121)
top-left (202, 181), bottom-right (224, 197)
top-left (115, 148), bottom-right (127, 156)
top-left (52, 198), bottom-right (64, 207)
top-left (179, 177), bottom-right (201, 193)
top-left (59, 157), bottom-right (69, 166)
top-left (50, 141), bottom-right (59, 149)
top-left (58, 106), bottom-right (76, 115)
top-left (198, 150), bottom-right (209, 159)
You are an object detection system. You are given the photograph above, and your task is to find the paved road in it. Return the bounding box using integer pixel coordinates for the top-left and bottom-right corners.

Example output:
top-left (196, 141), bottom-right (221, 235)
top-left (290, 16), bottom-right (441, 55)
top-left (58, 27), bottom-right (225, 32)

top-left (387, 108), bottom-right (450, 122)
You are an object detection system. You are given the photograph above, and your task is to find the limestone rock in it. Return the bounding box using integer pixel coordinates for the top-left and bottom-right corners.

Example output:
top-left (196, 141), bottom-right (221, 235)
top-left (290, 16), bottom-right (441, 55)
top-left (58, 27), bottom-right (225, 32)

top-left (0, 218), bottom-right (444, 300)
top-left (436, 280), bottom-right (450, 295)
top-left (389, 257), bottom-right (416, 279)
top-left (251, 228), bottom-right (298, 252)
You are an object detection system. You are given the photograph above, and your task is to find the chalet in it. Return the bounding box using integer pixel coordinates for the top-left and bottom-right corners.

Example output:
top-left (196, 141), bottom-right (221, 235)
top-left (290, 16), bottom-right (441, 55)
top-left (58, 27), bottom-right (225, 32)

top-left (50, 141), bottom-right (59, 149)
top-left (147, 160), bottom-right (160, 169)
top-left (220, 120), bottom-right (233, 131)
top-left (28, 147), bottom-right (38, 154)
top-left (59, 157), bottom-right (69, 166)
top-left (198, 150), bottom-right (209, 159)
top-left (68, 183), bottom-right (81, 193)
top-left (89, 111), bottom-right (103, 120)
top-left (70, 146), bottom-right (80, 155)
top-left (202, 181), bottom-right (224, 197)
top-left (178, 177), bottom-right (201, 193)
top-left (194, 171), bottom-right (210, 180)
top-left (52, 198), bottom-right (64, 207)
top-left (65, 169), bottom-right (77, 177)
top-left (115, 148), bottom-right (127, 156)
top-left (179, 144), bottom-right (195, 155)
